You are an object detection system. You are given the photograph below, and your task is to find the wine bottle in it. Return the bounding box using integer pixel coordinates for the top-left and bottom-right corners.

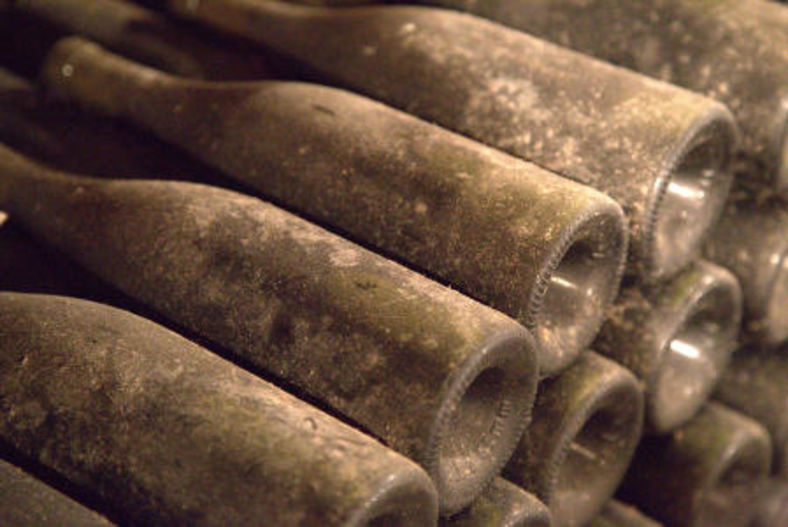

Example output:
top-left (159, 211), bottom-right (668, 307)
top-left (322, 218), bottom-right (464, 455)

top-left (158, 0), bottom-right (736, 281)
top-left (619, 402), bottom-right (772, 527)
top-left (594, 260), bottom-right (742, 434)
top-left (10, 0), bottom-right (274, 80)
top-left (0, 143), bottom-right (538, 514)
top-left (504, 351), bottom-right (644, 526)
top-left (714, 347), bottom-right (788, 476)
top-left (417, 0), bottom-right (788, 195)
top-left (704, 198), bottom-right (788, 345)
top-left (0, 292), bottom-right (439, 525)
top-left (588, 501), bottom-right (660, 527)
top-left (0, 67), bottom-right (236, 186)
top-left (39, 36), bottom-right (629, 377)
top-left (440, 478), bottom-right (552, 527)
top-left (0, 458), bottom-right (113, 527)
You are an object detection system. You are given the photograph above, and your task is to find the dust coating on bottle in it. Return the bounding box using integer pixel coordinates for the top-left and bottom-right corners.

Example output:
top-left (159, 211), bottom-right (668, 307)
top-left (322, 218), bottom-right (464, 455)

top-left (0, 293), bottom-right (439, 526)
top-left (0, 143), bottom-right (538, 514)
top-left (13, 0), bottom-right (273, 80)
top-left (595, 260), bottom-right (741, 434)
top-left (38, 36), bottom-right (628, 377)
top-left (0, 70), bottom-right (234, 186)
top-left (161, 0), bottom-right (736, 280)
top-left (422, 0), bottom-right (788, 195)
top-left (704, 198), bottom-right (788, 345)
top-left (715, 348), bottom-right (788, 476)
top-left (0, 458), bottom-right (113, 527)
top-left (620, 402), bottom-right (772, 527)
top-left (440, 478), bottom-right (552, 527)
top-left (504, 352), bottom-right (644, 527)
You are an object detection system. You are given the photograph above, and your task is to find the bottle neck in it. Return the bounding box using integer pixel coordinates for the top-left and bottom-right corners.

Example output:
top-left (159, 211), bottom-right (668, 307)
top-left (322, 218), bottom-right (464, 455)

top-left (40, 36), bottom-right (179, 123)
top-left (0, 143), bottom-right (64, 213)
top-left (166, 0), bottom-right (320, 50)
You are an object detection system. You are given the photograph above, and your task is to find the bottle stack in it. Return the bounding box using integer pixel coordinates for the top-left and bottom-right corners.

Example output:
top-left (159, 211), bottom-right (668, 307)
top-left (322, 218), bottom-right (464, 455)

top-left (0, 0), bottom-right (786, 525)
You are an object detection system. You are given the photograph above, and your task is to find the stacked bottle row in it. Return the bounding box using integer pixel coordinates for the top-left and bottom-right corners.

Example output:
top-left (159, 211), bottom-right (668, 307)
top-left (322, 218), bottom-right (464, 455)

top-left (1, 0), bottom-right (787, 525)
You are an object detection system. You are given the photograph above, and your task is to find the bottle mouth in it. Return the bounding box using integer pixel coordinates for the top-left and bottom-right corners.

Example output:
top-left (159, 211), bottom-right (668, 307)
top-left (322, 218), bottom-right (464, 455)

top-left (646, 114), bottom-right (734, 280)
top-left (348, 463), bottom-right (438, 527)
top-left (763, 248), bottom-right (788, 344)
top-left (430, 330), bottom-right (538, 514)
top-left (649, 267), bottom-right (741, 433)
top-left (531, 205), bottom-right (626, 376)
top-left (544, 359), bottom-right (643, 526)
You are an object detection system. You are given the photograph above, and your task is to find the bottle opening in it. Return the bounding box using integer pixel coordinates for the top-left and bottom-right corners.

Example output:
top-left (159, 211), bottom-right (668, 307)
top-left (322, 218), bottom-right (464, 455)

top-left (439, 367), bottom-right (509, 503)
top-left (650, 127), bottom-right (732, 279)
top-left (550, 385), bottom-right (642, 525)
top-left (535, 211), bottom-right (625, 376)
top-left (433, 332), bottom-right (537, 514)
top-left (651, 280), bottom-right (739, 432)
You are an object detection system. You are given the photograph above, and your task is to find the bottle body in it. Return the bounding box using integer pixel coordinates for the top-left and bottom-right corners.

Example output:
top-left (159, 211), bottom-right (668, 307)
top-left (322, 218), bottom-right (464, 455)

top-left (0, 292), bottom-right (439, 525)
top-left (41, 36), bottom-right (628, 376)
top-left (424, 0), bottom-right (788, 194)
top-left (0, 146), bottom-right (538, 513)
top-left (162, 0), bottom-right (736, 280)
top-left (0, 459), bottom-right (112, 527)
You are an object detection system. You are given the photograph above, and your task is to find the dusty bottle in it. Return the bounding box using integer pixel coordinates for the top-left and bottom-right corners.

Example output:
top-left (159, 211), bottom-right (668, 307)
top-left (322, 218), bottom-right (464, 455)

top-left (417, 0), bottom-right (788, 194)
top-left (0, 67), bottom-right (237, 185)
top-left (594, 260), bottom-right (742, 434)
top-left (704, 198), bottom-right (788, 345)
top-left (504, 351), bottom-right (644, 527)
top-left (440, 478), bottom-right (552, 527)
top-left (0, 143), bottom-right (538, 514)
top-left (619, 402), bottom-right (772, 527)
top-left (9, 0), bottom-right (274, 80)
top-left (714, 347), bottom-right (788, 476)
top-left (159, 0), bottom-right (736, 280)
top-left (0, 458), bottom-right (113, 527)
top-left (587, 501), bottom-right (660, 527)
top-left (39, 36), bottom-right (628, 377)
top-left (0, 292), bottom-right (439, 525)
